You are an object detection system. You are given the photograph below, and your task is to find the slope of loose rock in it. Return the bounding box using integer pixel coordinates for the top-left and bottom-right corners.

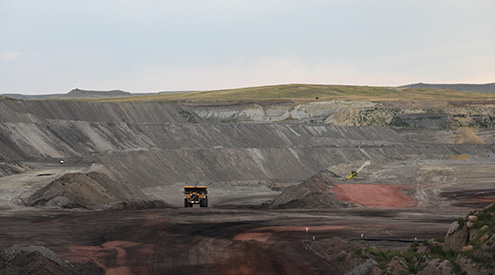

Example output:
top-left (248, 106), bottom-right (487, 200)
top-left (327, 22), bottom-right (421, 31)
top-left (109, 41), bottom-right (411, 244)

top-left (23, 167), bottom-right (169, 209)
top-left (269, 170), bottom-right (353, 209)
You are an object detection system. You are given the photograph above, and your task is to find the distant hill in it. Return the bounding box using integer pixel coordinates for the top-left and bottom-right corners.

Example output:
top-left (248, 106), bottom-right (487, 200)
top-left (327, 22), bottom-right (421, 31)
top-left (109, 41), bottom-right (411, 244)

top-left (402, 83), bottom-right (495, 93)
top-left (1, 89), bottom-right (198, 100)
top-left (0, 89), bottom-right (132, 100)
top-left (100, 83), bottom-right (495, 103)
top-left (3, 83), bottom-right (495, 102)
top-left (0, 94), bottom-right (59, 100)
top-left (59, 88), bottom-right (133, 99)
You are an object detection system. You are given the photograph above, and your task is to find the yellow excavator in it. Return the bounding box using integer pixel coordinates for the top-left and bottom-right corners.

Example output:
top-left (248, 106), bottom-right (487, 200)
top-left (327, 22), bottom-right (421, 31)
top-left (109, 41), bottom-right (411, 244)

top-left (344, 161), bottom-right (370, 181)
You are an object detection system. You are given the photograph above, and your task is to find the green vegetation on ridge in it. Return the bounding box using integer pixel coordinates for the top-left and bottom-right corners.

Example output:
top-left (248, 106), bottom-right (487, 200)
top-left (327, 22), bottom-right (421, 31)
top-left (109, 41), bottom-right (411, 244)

top-left (0, 96), bottom-right (17, 101)
top-left (89, 84), bottom-right (495, 103)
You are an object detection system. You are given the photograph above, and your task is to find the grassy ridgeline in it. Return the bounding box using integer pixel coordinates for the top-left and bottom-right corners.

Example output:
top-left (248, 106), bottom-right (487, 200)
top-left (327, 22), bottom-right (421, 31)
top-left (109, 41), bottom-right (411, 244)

top-left (65, 84), bottom-right (495, 103)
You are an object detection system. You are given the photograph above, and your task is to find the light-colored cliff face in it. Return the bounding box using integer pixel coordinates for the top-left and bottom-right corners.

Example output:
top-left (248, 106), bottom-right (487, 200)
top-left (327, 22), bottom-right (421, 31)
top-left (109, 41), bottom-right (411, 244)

top-left (191, 101), bottom-right (375, 123)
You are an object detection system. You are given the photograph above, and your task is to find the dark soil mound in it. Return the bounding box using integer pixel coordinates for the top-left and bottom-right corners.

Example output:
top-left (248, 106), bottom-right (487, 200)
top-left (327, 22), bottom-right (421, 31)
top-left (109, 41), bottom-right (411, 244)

top-left (24, 171), bottom-right (168, 209)
top-left (269, 170), bottom-right (354, 209)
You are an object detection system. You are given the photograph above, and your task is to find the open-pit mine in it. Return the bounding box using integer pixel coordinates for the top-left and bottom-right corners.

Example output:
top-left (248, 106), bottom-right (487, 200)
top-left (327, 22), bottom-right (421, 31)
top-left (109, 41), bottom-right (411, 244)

top-left (1, 84), bottom-right (495, 274)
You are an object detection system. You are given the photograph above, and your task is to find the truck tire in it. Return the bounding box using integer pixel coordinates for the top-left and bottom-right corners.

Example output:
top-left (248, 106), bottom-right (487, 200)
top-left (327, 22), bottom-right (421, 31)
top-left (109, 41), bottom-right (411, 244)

top-left (184, 199), bottom-right (190, 207)
top-left (200, 197), bottom-right (208, 207)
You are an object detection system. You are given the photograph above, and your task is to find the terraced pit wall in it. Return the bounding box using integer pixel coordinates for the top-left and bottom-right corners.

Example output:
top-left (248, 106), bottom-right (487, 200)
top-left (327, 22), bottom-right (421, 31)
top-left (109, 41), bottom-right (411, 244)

top-left (0, 100), bottom-right (494, 188)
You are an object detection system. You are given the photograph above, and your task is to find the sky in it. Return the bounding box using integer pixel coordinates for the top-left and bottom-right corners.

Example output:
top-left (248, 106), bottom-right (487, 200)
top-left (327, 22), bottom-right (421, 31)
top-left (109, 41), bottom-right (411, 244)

top-left (1, 0), bottom-right (494, 95)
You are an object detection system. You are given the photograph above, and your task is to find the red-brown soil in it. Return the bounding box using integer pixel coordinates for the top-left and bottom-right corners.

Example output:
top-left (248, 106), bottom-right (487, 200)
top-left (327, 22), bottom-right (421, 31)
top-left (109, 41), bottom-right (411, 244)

top-left (332, 184), bottom-right (416, 208)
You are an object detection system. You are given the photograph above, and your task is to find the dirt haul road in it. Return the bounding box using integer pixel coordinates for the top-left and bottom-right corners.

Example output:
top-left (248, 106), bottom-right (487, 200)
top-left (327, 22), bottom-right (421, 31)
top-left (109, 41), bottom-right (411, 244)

top-left (0, 206), bottom-right (463, 275)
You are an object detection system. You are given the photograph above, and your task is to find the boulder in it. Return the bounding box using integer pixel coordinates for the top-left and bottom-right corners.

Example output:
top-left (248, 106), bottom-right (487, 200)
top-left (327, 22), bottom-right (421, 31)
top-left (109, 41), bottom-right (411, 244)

top-left (447, 221), bottom-right (459, 234)
top-left (443, 221), bottom-right (469, 252)
top-left (467, 215), bottom-right (478, 222)
top-left (466, 221), bottom-right (474, 229)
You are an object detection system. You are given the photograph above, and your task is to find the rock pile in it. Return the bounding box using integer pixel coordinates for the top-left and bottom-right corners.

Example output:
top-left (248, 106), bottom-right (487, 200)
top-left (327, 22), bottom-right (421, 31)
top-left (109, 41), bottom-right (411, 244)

top-left (269, 167), bottom-right (417, 209)
top-left (269, 170), bottom-right (354, 209)
top-left (23, 167), bottom-right (169, 210)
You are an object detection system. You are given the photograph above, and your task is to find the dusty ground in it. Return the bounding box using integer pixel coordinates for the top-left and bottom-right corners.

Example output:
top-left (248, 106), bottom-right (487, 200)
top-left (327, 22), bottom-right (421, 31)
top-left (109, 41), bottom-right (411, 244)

top-left (1, 159), bottom-right (494, 274)
top-left (0, 162), bottom-right (492, 274)
top-left (0, 205), bottom-right (468, 274)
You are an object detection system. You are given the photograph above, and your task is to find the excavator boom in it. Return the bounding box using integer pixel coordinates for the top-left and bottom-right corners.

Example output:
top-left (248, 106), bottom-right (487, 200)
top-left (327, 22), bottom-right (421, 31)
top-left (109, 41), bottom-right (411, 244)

top-left (344, 161), bottom-right (370, 180)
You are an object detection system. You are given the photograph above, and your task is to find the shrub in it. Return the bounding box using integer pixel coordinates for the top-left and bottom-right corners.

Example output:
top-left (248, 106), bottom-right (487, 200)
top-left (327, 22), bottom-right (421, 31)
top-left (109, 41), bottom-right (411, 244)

top-left (434, 237), bottom-right (445, 243)
top-left (428, 243), bottom-right (456, 262)
top-left (178, 109), bottom-right (198, 123)
top-left (388, 116), bottom-right (409, 128)
top-left (351, 248), bottom-right (363, 255)
top-left (0, 96), bottom-right (17, 100)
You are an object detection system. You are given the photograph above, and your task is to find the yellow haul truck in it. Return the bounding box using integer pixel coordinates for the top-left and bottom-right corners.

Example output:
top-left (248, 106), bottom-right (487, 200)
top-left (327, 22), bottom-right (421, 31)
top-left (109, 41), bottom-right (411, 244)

top-left (184, 186), bottom-right (208, 207)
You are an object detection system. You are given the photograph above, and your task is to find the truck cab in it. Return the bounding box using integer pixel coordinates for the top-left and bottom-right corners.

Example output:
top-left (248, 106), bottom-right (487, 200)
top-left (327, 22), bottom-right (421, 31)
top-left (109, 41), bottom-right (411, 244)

top-left (184, 186), bottom-right (208, 207)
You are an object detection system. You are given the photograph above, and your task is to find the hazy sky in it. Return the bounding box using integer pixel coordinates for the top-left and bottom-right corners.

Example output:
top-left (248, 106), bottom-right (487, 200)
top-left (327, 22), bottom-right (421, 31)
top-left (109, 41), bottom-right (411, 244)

top-left (1, 0), bottom-right (494, 94)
